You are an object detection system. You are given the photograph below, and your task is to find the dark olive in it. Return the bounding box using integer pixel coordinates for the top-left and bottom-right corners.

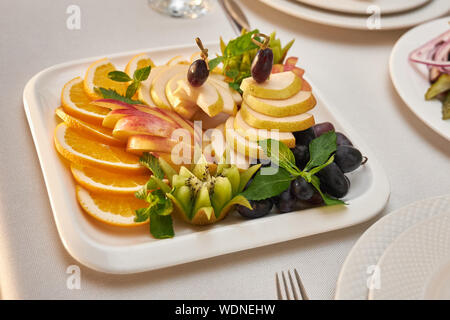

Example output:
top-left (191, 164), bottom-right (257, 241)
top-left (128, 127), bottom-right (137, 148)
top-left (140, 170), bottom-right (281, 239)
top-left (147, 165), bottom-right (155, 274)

top-left (188, 59), bottom-right (209, 87)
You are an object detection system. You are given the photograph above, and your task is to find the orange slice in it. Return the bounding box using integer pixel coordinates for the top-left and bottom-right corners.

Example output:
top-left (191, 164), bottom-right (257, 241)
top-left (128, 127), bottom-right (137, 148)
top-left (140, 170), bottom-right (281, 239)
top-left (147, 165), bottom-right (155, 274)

top-left (55, 107), bottom-right (124, 147)
top-left (84, 58), bottom-right (128, 100)
top-left (61, 77), bottom-right (110, 125)
top-left (76, 185), bottom-right (149, 227)
top-left (71, 165), bottom-right (149, 195)
top-left (54, 123), bottom-right (145, 174)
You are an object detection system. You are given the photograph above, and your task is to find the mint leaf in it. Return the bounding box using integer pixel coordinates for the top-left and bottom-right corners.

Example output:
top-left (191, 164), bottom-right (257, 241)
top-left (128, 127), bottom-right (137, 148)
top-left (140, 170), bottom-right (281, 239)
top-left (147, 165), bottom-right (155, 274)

top-left (304, 131), bottom-right (337, 171)
top-left (108, 71), bottom-right (132, 82)
top-left (135, 189), bottom-right (174, 238)
top-left (229, 82), bottom-right (242, 93)
top-left (242, 167), bottom-right (294, 201)
top-left (133, 66), bottom-right (151, 82)
top-left (226, 69), bottom-right (239, 79)
top-left (224, 29), bottom-right (260, 58)
top-left (126, 81), bottom-right (139, 98)
top-left (259, 139), bottom-right (299, 175)
top-left (209, 57), bottom-right (224, 70)
top-left (149, 212), bottom-right (174, 239)
top-left (96, 87), bottom-right (142, 104)
top-left (310, 175), bottom-right (345, 206)
top-left (139, 153), bottom-right (165, 179)
top-left (135, 208), bottom-right (150, 223)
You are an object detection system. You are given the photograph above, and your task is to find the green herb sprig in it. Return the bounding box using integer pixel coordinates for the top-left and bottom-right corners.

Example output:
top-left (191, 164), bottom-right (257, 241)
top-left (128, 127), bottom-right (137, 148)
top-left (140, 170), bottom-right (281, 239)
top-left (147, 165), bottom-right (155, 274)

top-left (242, 132), bottom-right (345, 206)
top-left (95, 65), bottom-right (151, 105)
top-left (209, 30), bottom-right (294, 93)
top-left (134, 153), bottom-right (174, 239)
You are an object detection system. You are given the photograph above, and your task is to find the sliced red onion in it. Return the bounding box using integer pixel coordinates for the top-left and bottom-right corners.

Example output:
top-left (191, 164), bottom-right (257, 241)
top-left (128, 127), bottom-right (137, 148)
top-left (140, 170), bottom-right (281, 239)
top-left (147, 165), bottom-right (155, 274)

top-left (409, 30), bottom-right (450, 69)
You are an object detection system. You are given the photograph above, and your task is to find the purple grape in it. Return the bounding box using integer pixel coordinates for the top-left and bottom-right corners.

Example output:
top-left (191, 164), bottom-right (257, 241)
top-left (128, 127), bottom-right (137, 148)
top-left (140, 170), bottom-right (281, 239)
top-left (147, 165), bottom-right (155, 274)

top-left (335, 146), bottom-right (363, 173)
top-left (293, 127), bottom-right (315, 147)
top-left (237, 199), bottom-right (273, 219)
top-left (312, 122), bottom-right (335, 137)
top-left (291, 145), bottom-right (310, 170)
top-left (251, 48), bottom-right (273, 83)
top-left (291, 177), bottom-right (314, 201)
top-left (317, 163), bottom-right (349, 198)
top-left (336, 132), bottom-right (353, 146)
top-left (188, 59), bottom-right (209, 87)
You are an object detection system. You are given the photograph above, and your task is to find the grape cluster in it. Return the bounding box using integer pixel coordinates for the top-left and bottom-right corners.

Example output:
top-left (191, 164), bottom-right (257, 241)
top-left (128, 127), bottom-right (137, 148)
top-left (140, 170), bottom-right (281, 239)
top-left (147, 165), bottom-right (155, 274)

top-left (238, 122), bottom-right (366, 219)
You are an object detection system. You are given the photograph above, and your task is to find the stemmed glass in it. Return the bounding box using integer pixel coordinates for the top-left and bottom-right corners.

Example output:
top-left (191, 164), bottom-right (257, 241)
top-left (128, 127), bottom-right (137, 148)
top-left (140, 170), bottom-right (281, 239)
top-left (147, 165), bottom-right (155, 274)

top-left (148, 0), bottom-right (210, 19)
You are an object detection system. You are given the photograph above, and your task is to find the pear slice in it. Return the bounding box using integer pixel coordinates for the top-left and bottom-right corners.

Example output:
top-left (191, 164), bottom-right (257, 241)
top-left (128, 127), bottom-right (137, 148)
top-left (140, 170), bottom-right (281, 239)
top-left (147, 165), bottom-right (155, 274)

top-left (244, 90), bottom-right (316, 117)
top-left (240, 103), bottom-right (315, 132)
top-left (234, 111), bottom-right (296, 148)
top-left (137, 66), bottom-right (165, 107)
top-left (240, 71), bottom-right (301, 100)
top-left (175, 79), bottom-right (223, 117)
top-left (151, 64), bottom-right (188, 110)
top-left (166, 72), bottom-right (198, 119)
top-left (225, 117), bottom-right (266, 159)
top-left (211, 124), bottom-right (254, 171)
top-left (193, 109), bottom-right (230, 130)
top-left (209, 80), bottom-right (237, 116)
top-left (209, 74), bottom-right (242, 106)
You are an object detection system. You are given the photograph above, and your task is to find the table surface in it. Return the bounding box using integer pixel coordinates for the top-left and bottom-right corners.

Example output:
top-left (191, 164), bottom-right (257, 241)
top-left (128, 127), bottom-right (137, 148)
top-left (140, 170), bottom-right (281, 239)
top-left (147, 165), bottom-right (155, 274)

top-left (0, 0), bottom-right (449, 300)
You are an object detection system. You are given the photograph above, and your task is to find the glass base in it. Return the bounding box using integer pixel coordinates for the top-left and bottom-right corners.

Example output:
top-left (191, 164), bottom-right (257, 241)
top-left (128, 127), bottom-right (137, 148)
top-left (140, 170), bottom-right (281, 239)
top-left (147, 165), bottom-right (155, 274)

top-left (148, 0), bottom-right (210, 19)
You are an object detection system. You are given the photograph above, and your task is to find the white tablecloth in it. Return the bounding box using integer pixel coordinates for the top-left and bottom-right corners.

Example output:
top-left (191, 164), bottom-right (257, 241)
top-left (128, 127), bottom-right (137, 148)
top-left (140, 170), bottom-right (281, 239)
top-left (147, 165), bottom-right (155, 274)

top-left (0, 0), bottom-right (449, 299)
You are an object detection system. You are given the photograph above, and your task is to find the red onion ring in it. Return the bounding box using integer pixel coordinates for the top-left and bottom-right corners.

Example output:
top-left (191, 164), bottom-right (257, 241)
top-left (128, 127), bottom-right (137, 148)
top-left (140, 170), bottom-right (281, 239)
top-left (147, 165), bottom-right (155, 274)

top-left (409, 30), bottom-right (450, 70)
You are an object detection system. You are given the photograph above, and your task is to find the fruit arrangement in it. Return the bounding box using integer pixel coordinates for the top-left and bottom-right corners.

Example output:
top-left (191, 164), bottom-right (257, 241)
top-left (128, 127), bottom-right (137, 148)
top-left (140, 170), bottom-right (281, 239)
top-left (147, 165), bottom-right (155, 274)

top-left (53, 30), bottom-right (367, 239)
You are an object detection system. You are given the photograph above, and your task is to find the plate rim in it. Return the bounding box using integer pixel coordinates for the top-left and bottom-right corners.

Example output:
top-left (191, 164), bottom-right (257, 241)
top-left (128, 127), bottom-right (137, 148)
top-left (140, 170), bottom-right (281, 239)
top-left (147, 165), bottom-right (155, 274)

top-left (335, 194), bottom-right (450, 299)
top-left (368, 211), bottom-right (450, 300)
top-left (294, 0), bottom-right (430, 15)
top-left (23, 43), bottom-right (390, 274)
top-left (258, 0), bottom-right (447, 31)
top-left (389, 17), bottom-right (450, 141)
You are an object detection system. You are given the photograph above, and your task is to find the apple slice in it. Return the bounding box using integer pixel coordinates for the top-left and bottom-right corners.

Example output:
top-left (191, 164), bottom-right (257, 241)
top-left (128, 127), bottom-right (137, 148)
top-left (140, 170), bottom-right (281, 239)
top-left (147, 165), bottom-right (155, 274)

top-left (193, 110), bottom-right (230, 130)
top-left (225, 117), bottom-right (266, 159)
top-left (240, 103), bottom-right (314, 132)
top-left (175, 79), bottom-right (223, 117)
top-left (127, 135), bottom-right (192, 155)
top-left (166, 72), bottom-right (198, 119)
top-left (151, 64), bottom-right (189, 110)
top-left (101, 105), bottom-right (178, 129)
top-left (240, 71), bottom-right (301, 99)
top-left (112, 115), bottom-right (177, 141)
top-left (244, 90), bottom-right (316, 117)
top-left (233, 111), bottom-right (296, 148)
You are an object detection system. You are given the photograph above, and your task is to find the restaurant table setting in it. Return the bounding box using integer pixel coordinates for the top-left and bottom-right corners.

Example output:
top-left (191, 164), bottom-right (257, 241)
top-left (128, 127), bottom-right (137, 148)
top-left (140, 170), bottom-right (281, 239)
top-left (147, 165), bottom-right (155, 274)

top-left (0, 0), bottom-right (449, 300)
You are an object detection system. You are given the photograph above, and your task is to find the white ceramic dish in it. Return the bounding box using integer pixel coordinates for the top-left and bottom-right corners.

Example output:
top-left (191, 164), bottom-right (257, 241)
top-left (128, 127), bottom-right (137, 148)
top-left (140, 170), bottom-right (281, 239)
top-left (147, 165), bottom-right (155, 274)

top-left (335, 194), bottom-right (450, 299)
top-left (390, 17), bottom-right (450, 141)
top-left (24, 43), bottom-right (389, 274)
top-left (369, 212), bottom-right (450, 300)
top-left (258, 0), bottom-right (447, 30)
top-left (295, 0), bottom-right (430, 15)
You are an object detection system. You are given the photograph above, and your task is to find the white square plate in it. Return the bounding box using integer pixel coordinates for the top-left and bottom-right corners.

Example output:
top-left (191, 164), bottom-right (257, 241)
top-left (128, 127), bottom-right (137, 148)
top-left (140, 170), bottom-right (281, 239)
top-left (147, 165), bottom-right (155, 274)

top-left (24, 43), bottom-right (390, 274)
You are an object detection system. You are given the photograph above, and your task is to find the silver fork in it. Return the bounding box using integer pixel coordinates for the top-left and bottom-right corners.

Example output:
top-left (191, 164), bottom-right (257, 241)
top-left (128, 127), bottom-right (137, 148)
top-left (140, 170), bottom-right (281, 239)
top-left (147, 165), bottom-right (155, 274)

top-left (276, 269), bottom-right (310, 300)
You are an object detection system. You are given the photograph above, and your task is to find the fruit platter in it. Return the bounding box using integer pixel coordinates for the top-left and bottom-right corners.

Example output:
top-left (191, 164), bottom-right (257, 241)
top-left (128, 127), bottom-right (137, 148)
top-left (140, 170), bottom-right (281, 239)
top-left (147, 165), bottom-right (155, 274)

top-left (24, 30), bottom-right (389, 273)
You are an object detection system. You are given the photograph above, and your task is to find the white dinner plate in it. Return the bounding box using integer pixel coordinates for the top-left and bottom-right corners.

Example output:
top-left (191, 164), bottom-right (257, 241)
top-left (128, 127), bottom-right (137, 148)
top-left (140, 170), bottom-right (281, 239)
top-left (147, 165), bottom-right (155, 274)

top-left (335, 194), bottom-right (450, 299)
top-left (258, 0), bottom-right (448, 30)
top-left (390, 17), bottom-right (450, 141)
top-left (369, 212), bottom-right (450, 300)
top-left (23, 43), bottom-right (389, 274)
top-left (295, 0), bottom-right (430, 15)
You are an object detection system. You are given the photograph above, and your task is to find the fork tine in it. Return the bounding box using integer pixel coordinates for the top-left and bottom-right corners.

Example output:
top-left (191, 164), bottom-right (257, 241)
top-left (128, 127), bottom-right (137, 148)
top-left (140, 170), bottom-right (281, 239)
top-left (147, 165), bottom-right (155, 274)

top-left (288, 270), bottom-right (300, 300)
top-left (294, 269), bottom-right (309, 300)
top-left (275, 273), bottom-right (283, 300)
top-left (281, 271), bottom-right (291, 300)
